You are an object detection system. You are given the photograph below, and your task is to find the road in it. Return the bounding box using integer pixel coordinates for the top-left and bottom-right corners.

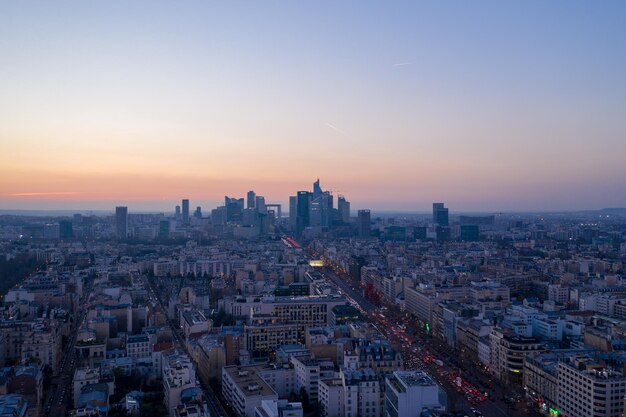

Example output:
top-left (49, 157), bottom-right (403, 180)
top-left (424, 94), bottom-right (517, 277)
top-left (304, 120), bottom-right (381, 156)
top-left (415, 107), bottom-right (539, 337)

top-left (43, 280), bottom-right (92, 417)
top-left (308, 249), bottom-right (529, 417)
top-left (323, 268), bottom-right (377, 313)
top-left (143, 274), bottom-right (230, 417)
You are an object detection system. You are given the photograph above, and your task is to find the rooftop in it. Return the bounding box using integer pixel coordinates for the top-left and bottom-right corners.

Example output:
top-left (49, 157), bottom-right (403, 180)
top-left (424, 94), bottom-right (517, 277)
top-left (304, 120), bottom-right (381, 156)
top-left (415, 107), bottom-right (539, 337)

top-left (223, 366), bottom-right (277, 398)
top-left (388, 371), bottom-right (437, 393)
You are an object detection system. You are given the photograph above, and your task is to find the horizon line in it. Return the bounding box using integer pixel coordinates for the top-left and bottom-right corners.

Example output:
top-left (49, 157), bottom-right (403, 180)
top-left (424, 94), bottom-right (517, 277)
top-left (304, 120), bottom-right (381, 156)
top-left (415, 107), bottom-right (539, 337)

top-left (0, 207), bottom-right (624, 216)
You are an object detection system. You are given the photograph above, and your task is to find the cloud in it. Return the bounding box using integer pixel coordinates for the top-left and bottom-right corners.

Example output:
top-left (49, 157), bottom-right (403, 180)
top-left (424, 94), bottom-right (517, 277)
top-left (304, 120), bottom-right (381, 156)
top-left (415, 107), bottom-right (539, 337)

top-left (7, 192), bottom-right (82, 197)
top-left (392, 62), bottom-right (412, 67)
top-left (324, 122), bottom-right (347, 135)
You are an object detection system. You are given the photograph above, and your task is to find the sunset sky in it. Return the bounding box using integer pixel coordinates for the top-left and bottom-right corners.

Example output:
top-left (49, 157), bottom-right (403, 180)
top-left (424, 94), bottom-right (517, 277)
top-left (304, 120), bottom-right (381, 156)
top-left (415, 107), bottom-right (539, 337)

top-left (2, 1), bottom-right (626, 212)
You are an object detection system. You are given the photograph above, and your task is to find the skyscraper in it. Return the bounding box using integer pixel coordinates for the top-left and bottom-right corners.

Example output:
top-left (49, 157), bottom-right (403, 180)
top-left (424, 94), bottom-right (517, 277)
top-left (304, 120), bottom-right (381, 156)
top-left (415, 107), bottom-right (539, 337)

top-left (175, 205), bottom-right (181, 220)
top-left (182, 199), bottom-right (190, 224)
top-left (296, 191), bottom-right (311, 235)
top-left (338, 196), bottom-right (350, 223)
top-left (358, 209), bottom-right (371, 238)
top-left (432, 203), bottom-right (449, 227)
top-left (247, 191), bottom-right (256, 210)
top-left (158, 220), bottom-right (170, 239)
top-left (313, 178), bottom-right (322, 198)
top-left (289, 196), bottom-right (297, 231)
top-left (115, 206), bottom-right (128, 239)
top-left (225, 196), bottom-right (244, 222)
top-left (255, 196), bottom-right (266, 214)
top-left (309, 197), bottom-right (322, 227)
top-left (59, 220), bottom-right (73, 239)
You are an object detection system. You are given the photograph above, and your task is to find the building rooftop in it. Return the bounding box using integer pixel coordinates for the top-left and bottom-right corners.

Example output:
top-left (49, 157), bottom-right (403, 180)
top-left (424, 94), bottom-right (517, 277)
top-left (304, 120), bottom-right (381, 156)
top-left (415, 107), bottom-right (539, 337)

top-left (0, 394), bottom-right (28, 417)
top-left (127, 334), bottom-right (149, 343)
top-left (223, 366), bottom-right (277, 397)
top-left (388, 371), bottom-right (437, 393)
top-left (183, 310), bottom-right (208, 325)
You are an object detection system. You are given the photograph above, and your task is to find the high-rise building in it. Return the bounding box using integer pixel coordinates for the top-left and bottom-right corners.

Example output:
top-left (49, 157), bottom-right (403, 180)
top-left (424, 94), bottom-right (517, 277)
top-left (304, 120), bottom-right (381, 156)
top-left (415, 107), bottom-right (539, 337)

top-left (338, 196), bottom-right (350, 223)
top-left (256, 196), bottom-right (266, 214)
top-left (460, 224), bottom-right (479, 241)
top-left (309, 197), bottom-right (323, 227)
top-left (194, 206), bottom-right (202, 219)
top-left (309, 179), bottom-right (333, 228)
top-left (115, 206), bottom-right (128, 239)
top-left (247, 191), bottom-right (256, 210)
top-left (211, 206), bottom-right (227, 225)
top-left (43, 223), bottom-right (60, 239)
top-left (175, 205), bottom-right (181, 220)
top-left (225, 196), bottom-right (244, 222)
top-left (296, 191), bottom-right (311, 235)
top-left (313, 178), bottom-right (322, 198)
top-left (432, 203), bottom-right (449, 227)
top-left (321, 191), bottom-right (333, 227)
top-left (182, 199), bottom-right (190, 224)
top-left (289, 196), bottom-right (297, 231)
top-left (384, 371), bottom-right (446, 417)
top-left (357, 210), bottom-right (371, 238)
top-left (59, 220), bottom-right (73, 239)
top-left (158, 220), bottom-right (170, 239)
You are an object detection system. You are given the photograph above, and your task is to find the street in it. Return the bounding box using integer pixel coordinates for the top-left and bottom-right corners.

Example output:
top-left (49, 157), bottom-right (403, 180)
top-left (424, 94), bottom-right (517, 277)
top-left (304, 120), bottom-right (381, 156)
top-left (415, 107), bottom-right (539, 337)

top-left (314, 258), bottom-right (529, 417)
top-left (143, 274), bottom-right (230, 417)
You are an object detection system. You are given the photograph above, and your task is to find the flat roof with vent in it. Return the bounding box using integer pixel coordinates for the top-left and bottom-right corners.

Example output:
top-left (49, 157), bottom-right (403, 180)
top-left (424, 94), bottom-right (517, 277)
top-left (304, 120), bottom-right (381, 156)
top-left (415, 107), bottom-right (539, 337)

top-left (223, 366), bottom-right (277, 397)
top-left (394, 371), bottom-right (437, 388)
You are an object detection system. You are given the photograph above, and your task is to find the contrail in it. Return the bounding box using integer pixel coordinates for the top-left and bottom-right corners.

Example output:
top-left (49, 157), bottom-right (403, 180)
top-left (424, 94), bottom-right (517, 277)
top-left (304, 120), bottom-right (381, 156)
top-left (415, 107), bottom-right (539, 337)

top-left (324, 122), bottom-right (347, 135)
top-left (392, 62), bottom-right (412, 67)
top-left (7, 192), bottom-right (82, 197)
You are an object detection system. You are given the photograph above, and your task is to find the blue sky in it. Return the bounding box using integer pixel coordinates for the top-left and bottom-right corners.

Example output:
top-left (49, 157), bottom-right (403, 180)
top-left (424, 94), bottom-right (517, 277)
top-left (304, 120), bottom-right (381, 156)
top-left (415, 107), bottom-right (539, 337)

top-left (1, 1), bottom-right (626, 211)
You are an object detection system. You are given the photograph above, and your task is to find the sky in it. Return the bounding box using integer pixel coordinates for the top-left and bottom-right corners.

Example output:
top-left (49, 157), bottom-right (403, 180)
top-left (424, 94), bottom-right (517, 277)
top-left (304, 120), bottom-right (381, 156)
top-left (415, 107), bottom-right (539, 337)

top-left (1, 1), bottom-right (626, 213)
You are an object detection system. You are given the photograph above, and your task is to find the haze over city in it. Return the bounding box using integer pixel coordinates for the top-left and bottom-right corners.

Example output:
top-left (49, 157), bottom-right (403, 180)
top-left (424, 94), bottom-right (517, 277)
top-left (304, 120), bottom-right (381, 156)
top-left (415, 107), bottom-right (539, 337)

top-left (5, 4), bottom-right (626, 417)
top-left (2, 2), bottom-right (626, 212)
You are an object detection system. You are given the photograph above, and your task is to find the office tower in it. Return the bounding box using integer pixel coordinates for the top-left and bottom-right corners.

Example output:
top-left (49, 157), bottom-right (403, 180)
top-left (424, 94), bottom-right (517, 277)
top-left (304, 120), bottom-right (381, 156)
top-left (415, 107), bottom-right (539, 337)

top-left (296, 191), bottom-right (311, 235)
top-left (267, 209), bottom-right (275, 229)
top-left (247, 191), bottom-right (256, 210)
top-left (460, 224), bottom-right (480, 241)
top-left (242, 208), bottom-right (257, 227)
top-left (289, 196), bottom-right (297, 231)
top-left (175, 205), bottom-right (181, 220)
top-left (158, 220), bottom-right (170, 239)
top-left (194, 206), bottom-right (202, 219)
top-left (320, 191), bottom-right (333, 227)
top-left (43, 223), bottom-right (60, 239)
top-left (182, 199), bottom-right (190, 224)
top-left (255, 196), bottom-right (266, 214)
top-left (309, 179), bottom-right (332, 227)
top-left (309, 197), bottom-right (322, 227)
top-left (82, 216), bottom-right (94, 239)
top-left (313, 178), bottom-right (322, 198)
top-left (115, 206), bottom-right (128, 239)
top-left (357, 209), bottom-right (371, 238)
top-left (338, 195), bottom-right (350, 223)
top-left (225, 196), bottom-right (244, 222)
top-left (59, 220), bottom-right (73, 239)
top-left (432, 203), bottom-right (449, 226)
top-left (211, 206), bottom-right (227, 225)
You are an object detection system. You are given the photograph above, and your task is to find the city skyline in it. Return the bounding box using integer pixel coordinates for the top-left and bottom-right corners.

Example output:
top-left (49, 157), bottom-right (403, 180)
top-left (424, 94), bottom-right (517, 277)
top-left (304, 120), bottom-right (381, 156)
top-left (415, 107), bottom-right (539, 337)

top-left (2, 2), bottom-right (626, 212)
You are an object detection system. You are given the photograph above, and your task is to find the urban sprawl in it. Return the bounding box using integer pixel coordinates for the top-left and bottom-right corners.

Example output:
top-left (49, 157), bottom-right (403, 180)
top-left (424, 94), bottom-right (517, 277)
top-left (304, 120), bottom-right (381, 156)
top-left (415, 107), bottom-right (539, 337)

top-left (1, 180), bottom-right (625, 417)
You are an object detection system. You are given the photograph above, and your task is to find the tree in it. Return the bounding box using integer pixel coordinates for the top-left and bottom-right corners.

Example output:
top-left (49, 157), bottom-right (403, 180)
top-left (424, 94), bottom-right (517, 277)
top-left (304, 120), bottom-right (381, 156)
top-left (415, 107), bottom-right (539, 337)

top-left (299, 387), bottom-right (310, 410)
top-left (213, 309), bottom-right (235, 327)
